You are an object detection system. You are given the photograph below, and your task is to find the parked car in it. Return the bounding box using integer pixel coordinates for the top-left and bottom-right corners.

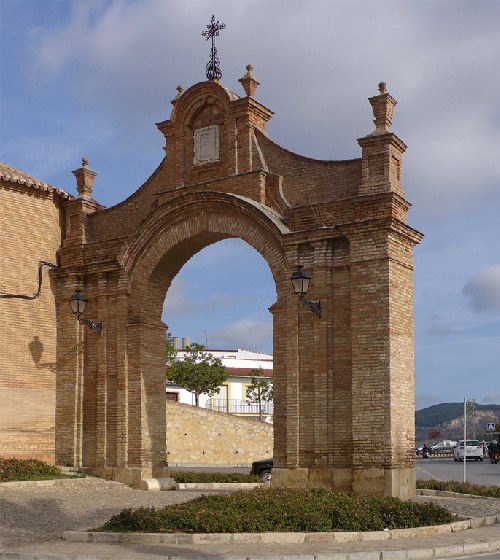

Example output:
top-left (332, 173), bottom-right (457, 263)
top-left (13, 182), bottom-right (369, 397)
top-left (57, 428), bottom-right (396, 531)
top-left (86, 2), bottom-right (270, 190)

top-left (431, 440), bottom-right (457, 453)
top-left (453, 439), bottom-right (484, 462)
top-left (250, 458), bottom-right (273, 481)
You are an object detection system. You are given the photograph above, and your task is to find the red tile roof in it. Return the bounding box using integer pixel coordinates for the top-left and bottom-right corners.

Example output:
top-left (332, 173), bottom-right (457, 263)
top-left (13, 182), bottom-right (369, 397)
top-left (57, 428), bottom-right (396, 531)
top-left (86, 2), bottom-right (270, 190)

top-left (0, 162), bottom-right (72, 200)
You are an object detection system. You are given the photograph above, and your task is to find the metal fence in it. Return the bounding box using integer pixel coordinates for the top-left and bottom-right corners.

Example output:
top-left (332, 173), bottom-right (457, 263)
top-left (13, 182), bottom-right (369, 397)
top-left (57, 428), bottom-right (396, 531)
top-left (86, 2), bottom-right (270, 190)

top-left (205, 398), bottom-right (274, 415)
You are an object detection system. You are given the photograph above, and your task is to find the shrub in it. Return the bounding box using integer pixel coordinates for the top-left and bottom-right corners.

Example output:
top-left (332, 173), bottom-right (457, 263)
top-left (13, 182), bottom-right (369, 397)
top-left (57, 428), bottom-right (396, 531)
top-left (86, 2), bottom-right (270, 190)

top-left (417, 479), bottom-right (500, 499)
top-left (0, 458), bottom-right (80, 482)
top-left (168, 471), bottom-right (260, 483)
top-left (96, 487), bottom-right (454, 533)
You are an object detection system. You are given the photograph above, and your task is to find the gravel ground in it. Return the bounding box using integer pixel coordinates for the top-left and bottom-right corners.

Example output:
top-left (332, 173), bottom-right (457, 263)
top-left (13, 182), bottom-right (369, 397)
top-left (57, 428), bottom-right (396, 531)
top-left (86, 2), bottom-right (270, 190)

top-left (1, 478), bottom-right (499, 549)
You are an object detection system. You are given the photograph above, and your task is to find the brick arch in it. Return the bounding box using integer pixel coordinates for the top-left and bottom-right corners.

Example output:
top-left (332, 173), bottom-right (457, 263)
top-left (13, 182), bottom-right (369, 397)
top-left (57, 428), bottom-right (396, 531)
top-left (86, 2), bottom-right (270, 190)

top-left (122, 191), bottom-right (290, 319)
top-left (110, 192), bottom-right (290, 483)
top-left (53, 78), bottom-right (422, 497)
top-left (170, 81), bottom-right (233, 127)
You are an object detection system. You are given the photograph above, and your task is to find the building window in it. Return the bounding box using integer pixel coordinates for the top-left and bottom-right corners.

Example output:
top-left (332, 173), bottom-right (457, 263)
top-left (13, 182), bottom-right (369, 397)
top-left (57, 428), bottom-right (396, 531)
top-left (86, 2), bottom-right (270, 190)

top-left (166, 392), bottom-right (179, 401)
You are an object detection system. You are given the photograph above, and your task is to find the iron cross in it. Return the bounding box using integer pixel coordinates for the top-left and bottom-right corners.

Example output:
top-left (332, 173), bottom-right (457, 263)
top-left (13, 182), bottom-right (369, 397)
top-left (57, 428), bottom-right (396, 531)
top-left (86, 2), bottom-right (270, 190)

top-left (202, 15), bottom-right (226, 81)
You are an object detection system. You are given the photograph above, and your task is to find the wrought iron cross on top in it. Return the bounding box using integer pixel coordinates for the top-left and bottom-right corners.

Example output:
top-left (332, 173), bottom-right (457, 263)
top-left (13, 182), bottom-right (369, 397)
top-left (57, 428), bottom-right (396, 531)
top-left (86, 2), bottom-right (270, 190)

top-left (202, 15), bottom-right (226, 81)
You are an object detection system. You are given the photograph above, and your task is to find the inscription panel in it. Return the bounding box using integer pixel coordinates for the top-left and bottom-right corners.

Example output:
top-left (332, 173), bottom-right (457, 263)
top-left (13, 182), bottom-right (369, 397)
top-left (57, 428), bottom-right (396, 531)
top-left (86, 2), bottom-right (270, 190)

top-left (193, 125), bottom-right (219, 166)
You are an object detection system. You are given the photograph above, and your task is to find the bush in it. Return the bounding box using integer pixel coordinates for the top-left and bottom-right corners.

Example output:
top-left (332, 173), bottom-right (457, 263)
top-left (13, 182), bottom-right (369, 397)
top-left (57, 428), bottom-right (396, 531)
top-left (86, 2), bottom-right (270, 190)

top-left (417, 479), bottom-right (500, 499)
top-left (96, 487), bottom-right (454, 533)
top-left (169, 471), bottom-right (260, 483)
top-left (0, 458), bottom-right (80, 482)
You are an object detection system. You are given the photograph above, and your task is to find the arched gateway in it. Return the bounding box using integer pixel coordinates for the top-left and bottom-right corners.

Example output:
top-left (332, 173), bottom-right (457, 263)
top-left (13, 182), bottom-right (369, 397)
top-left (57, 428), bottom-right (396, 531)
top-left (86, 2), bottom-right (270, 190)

top-left (53, 69), bottom-right (422, 498)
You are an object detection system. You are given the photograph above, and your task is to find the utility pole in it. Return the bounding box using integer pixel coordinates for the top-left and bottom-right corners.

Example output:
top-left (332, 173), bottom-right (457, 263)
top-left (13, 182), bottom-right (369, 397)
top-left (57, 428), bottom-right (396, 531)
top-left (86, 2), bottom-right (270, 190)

top-left (463, 397), bottom-right (467, 483)
top-left (463, 398), bottom-right (476, 483)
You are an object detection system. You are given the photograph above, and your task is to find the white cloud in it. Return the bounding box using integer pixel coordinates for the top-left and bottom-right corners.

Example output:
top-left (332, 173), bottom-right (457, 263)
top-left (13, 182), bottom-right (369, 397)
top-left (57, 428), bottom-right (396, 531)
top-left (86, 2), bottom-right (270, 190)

top-left (463, 264), bottom-right (500, 313)
top-left (162, 278), bottom-right (247, 317)
top-left (25, 1), bottom-right (500, 218)
top-left (212, 319), bottom-right (272, 352)
top-left (2, 121), bottom-right (113, 187)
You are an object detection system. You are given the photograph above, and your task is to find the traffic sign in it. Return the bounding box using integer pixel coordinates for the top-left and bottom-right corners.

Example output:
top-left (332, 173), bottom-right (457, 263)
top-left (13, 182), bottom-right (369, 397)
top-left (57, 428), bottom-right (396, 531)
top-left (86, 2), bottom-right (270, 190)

top-left (487, 422), bottom-right (495, 432)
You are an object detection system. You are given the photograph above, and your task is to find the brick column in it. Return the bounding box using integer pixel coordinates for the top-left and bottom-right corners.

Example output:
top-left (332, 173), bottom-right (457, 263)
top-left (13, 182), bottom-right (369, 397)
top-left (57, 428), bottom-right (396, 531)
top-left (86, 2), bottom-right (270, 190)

top-left (54, 276), bottom-right (87, 468)
top-left (112, 318), bottom-right (168, 487)
top-left (347, 221), bottom-right (420, 498)
top-left (270, 281), bottom-right (304, 486)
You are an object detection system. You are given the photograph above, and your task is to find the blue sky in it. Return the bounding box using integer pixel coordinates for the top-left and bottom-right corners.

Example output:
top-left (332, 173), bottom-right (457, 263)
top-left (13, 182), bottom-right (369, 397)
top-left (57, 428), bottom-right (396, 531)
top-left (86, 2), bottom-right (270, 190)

top-left (1, 0), bottom-right (499, 410)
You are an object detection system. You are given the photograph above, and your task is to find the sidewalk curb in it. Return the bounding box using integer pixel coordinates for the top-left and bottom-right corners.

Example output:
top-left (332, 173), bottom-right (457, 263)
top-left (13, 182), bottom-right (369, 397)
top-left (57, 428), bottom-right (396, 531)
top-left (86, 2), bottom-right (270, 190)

top-left (61, 512), bottom-right (500, 545)
top-left (177, 482), bottom-right (263, 490)
top-left (2, 538), bottom-right (500, 560)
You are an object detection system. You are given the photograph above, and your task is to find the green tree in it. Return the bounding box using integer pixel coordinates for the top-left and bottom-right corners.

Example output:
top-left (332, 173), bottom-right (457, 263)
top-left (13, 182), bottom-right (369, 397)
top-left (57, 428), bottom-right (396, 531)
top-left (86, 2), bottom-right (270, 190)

top-left (245, 367), bottom-right (273, 421)
top-left (166, 343), bottom-right (228, 406)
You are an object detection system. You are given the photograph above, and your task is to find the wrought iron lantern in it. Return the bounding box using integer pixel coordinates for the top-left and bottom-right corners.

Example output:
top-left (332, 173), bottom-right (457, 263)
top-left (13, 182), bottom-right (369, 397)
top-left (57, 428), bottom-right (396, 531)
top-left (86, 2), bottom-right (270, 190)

top-left (68, 289), bottom-right (103, 334)
top-left (289, 266), bottom-right (321, 318)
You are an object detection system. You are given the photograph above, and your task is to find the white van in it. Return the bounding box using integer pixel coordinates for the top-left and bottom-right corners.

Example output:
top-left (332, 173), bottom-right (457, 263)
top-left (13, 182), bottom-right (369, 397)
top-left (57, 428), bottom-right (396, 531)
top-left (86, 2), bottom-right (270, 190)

top-left (431, 440), bottom-right (457, 452)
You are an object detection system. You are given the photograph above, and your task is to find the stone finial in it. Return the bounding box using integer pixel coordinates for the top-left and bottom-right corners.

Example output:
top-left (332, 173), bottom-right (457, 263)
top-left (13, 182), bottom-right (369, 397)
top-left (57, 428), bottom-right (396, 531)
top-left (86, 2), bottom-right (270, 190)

top-left (238, 64), bottom-right (260, 98)
top-left (171, 85), bottom-right (184, 106)
top-left (369, 82), bottom-right (397, 133)
top-left (72, 157), bottom-right (97, 199)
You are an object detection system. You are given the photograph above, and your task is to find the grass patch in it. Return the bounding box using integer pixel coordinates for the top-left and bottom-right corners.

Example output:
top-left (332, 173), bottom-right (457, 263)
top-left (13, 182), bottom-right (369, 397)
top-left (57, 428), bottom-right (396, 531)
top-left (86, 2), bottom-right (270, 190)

top-left (417, 479), bottom-right (500, 499)
top-left (169, 471), bottom-right (260, 483)
top-left (95, 487), bottom-right (454, 533)
top-left (0, 458), bottom-right (82, 482)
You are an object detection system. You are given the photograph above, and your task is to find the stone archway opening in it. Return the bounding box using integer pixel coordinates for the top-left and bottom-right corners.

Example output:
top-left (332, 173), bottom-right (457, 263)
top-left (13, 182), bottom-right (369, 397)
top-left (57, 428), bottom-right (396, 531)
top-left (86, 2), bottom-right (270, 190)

top-left (162, 238), bottom-right (276, 466)
top-left (163, 238), bottom-right (275, 354)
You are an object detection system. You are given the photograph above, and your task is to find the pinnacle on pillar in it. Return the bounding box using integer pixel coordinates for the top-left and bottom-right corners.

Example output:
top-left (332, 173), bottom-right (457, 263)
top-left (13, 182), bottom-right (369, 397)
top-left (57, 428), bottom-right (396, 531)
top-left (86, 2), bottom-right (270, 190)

top-left (238, 64), bottom-right (260, 98)
top-left (368, 82), bottom-right (398, 134)
top-left (171, 85), bottom-right (184, 106)
top-left (72, 157), bottom-right (97, 199)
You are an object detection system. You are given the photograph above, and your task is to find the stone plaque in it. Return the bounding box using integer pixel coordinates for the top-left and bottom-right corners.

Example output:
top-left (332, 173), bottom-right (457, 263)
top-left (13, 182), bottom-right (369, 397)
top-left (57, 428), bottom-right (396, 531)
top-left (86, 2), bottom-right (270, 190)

top-left (193, 125), bottom-right (219, 165)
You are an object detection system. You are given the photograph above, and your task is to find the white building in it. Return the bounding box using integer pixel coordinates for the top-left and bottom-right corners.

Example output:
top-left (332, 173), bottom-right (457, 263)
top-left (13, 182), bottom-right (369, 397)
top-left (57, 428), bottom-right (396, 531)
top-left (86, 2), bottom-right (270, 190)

top-left (166, 341), bottom-right (273, 421)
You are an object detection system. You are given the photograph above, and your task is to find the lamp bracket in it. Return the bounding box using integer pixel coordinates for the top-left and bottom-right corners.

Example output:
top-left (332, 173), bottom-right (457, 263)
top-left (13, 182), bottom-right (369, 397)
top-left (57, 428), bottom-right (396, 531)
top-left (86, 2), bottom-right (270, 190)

top-left (300, 294), bottom-right (321, 318)
top-left (79, 318), bottom-right (104, 334)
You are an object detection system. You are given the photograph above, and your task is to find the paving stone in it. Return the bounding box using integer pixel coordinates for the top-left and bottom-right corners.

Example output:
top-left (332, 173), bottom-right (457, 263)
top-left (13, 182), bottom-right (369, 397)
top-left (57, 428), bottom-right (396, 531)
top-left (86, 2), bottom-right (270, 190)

top-left (2, 481), bottom-right (500, 560)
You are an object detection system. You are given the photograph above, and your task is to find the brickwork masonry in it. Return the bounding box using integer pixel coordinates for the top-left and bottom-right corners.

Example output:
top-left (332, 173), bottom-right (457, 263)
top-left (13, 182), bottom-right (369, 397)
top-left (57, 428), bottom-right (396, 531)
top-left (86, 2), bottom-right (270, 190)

top-left (166, 401), bottom-right (273, 466)
top-left (0, 175), bottom-right (67, 463)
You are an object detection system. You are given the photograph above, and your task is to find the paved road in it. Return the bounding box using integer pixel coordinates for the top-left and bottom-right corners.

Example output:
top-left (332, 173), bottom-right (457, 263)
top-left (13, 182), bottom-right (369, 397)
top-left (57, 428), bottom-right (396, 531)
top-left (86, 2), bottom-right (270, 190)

top-left (171, 459), bottom-right (500, 487)
top-left (416, 456), bottom-right (500, 486)
top-left (457, 554), bottom-right (500, 560)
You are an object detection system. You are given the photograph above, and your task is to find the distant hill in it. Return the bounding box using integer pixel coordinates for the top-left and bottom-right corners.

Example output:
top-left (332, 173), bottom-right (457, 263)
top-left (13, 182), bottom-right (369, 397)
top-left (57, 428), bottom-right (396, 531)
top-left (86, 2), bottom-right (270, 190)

top-left (416, 403), bottom-right (500, 427)
top-left (415, 402), bottom-right (500, 442)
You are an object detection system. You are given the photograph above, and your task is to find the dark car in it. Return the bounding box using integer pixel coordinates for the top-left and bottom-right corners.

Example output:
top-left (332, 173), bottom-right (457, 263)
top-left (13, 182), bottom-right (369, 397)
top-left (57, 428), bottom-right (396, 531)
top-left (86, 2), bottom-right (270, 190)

top-left (250, 458), bottom-right (273, 481)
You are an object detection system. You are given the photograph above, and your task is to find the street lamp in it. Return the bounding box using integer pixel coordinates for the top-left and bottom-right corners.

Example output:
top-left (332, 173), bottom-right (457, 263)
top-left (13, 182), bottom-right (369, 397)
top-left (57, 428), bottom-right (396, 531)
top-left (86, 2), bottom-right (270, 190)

top-left (289, 265), bottom-right (321, 318)
top-left (68, 289), bottom-right (103, 334)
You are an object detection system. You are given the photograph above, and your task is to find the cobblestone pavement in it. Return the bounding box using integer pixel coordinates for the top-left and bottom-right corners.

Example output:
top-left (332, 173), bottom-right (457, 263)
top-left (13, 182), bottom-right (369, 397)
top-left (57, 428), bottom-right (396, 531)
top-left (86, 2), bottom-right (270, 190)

top-left (413, 494), bottom-right (500, 518)
top-left (1, 478), bottom-right (500, 553)
top-left (0, 478), bottom-right (205, 548)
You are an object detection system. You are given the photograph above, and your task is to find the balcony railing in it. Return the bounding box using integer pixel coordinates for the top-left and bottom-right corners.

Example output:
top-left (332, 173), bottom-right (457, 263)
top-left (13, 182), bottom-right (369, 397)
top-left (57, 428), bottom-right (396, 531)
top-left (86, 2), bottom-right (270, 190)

top-left (205, 398), bottom-right (274, 415)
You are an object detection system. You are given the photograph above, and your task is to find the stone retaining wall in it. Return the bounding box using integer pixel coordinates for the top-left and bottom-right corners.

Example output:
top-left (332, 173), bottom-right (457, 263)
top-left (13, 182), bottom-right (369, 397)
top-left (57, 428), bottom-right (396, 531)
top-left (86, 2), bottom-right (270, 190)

top-left (166, 401), bottom-right (273, 466)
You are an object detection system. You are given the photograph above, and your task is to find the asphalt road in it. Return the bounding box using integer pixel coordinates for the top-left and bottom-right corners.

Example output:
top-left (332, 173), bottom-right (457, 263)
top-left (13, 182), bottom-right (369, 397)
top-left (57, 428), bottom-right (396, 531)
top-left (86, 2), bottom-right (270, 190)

top-left (171, 457), bottom-right (500, 487)
top-left (457, 554), bottom-right (500, 560)
top-left (416, 456), bottom-right (500, 486)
